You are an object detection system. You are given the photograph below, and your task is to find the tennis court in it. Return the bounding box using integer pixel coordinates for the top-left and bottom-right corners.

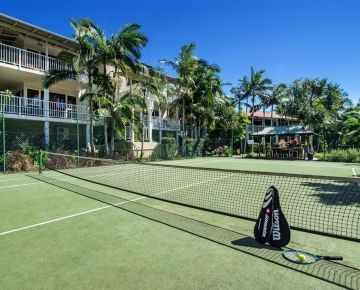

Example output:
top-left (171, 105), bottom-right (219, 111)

top-left (0, 155), bottom-right (359, 289)
top-left (154, 156), bottom-right (360, 177)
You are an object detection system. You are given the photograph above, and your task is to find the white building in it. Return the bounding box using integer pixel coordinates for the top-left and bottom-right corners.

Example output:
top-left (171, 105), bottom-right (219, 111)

top-left (0, 13), bottom-right (180, 152)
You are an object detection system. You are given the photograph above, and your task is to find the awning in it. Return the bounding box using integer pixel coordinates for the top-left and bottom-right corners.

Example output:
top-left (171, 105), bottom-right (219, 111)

top-left (250, 126), bottom-right (317, 137)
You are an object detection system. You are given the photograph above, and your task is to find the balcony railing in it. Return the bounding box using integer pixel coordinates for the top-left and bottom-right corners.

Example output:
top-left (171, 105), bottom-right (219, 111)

top-left (0, 94), bottom-right (89, 121)
top-left (246, 125), bottom-right (266, 133)
top-left (0, 43), bottom-right (73, 72)
top-left (143, 115), bottom-right (180, 131)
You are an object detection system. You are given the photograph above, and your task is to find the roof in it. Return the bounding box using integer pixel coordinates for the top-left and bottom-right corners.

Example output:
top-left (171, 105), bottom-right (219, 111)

top-left (246, 111), bottom-right (294, 120)
top-left (0, 13), bottom-right (77, 49)
top-left (250, 126), bottom-right (316, 137)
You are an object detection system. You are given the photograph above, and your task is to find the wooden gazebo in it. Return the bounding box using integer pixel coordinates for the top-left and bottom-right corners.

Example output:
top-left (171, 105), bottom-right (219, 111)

top-left (250, 126), bottom-right (317, 159)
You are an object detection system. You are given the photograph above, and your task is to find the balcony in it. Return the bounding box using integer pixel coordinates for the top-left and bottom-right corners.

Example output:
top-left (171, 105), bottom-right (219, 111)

top-left (246, 125), bottom-right (266, 133)
top-left (0, 43), bottom-right (73, 73)
top-left (144, 115), bottom-right (180, 131)
top-left (0, 94), bottom-right (89, 122)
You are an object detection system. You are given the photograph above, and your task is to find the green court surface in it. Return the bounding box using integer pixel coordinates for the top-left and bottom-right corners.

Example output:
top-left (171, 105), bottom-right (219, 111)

top-left (0, 161), bottom-right (359, 289)
top-left (154, 156), bottom-right (360, 177)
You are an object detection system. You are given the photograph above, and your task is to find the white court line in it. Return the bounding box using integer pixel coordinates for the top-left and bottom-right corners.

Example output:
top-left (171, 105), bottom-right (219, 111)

top-left (351, 168), bottom-right (360, 189)
top-left (0, 173), bottom-right (232, 236)
top-left (352, 168), bottom-right (357, 177)
top-left (0, 176), bottom-right (35, 182)
top-left (0, 182), bottom-right (43, 189)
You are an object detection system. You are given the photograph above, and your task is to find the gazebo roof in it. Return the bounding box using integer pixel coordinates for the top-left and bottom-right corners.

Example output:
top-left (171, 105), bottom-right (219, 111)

top-left (250, 126), bottom-right (316, 137)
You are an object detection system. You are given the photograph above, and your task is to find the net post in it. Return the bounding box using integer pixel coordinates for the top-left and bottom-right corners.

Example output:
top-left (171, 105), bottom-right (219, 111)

top-left (39, 149), bottom-right (43, 174)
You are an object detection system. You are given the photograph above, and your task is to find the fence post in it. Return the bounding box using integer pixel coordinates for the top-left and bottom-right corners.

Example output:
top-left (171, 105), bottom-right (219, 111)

top-left (39, 150), bottom-right (42, 174)
top-left (2, 104), bottom-right (5, 173)
top-left (77, 117), bottom-right (80, 166)
top-left (231, 127), bottom-right (234, 157)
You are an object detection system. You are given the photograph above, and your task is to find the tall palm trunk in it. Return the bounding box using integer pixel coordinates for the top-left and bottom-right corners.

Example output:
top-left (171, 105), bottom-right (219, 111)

top-left (251, 91), bottom-right (255, 152)
top-left (87, 73), bottom-right (95, 155)
top-left (140, 91), bottom-right (146, 158)
top-left (102, 62), bottom-right (110, 157)
top-left (89, 101), bottom-right (95, 155)
top-left (182, 97), bottom-right (185, 156)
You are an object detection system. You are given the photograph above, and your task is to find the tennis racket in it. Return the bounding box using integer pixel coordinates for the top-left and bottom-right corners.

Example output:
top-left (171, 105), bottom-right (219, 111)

top-left (282, 249), bottom-right (343, 265)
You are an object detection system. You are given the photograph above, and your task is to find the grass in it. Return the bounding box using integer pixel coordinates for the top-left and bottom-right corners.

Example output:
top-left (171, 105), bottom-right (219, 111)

top-left (0, 157), bottom-right (359, 289)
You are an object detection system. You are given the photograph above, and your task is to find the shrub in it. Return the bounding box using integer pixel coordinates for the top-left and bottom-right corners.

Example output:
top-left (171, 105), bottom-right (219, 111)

top-left (161, 137), bottom-right (177, 160)
top-left (224, 145), bottom-right (232, 157)
top-left (45, 152), bottom-right (77, 169)
top-left (316, 149), bottom-right (360, 163)
top-left (185, 138), bottom-right (196, 157)
top-left (6, 151), bottom-right (36, 172)
top-left (214, 146), bottom-right (224, 156)
top-left (194, 138), bottom-right (205, 156)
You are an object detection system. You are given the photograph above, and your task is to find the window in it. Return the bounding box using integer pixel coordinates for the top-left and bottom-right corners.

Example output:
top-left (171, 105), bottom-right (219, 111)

top-left (27, 89), bottom-right (41, 107)
top-left (49, 92), bottom-right (65, 103)
top-left (67, 96), bottom-right (76, 105)
top-left (49, 92), bottom-right (66, 112)
top-left (27, 89), bottom-right (40, 99)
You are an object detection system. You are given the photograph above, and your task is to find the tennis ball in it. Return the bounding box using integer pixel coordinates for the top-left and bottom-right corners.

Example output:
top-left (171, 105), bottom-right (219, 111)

top-left (298, 254), bottom-right (307, 262)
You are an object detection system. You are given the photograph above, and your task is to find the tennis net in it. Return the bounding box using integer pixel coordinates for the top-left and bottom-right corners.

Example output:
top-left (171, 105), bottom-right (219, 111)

top-left (40, 151), bottom-right (360, 242)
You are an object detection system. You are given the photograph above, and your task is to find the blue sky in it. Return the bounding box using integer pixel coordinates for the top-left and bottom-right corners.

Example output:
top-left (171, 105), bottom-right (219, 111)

top-left (2, 0), bottom-right (360, 101)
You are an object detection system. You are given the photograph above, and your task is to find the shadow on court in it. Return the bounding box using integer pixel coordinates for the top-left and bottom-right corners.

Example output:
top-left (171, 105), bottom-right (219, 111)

top-left (302, 181), bottom-right (360, 206)
top-left (28, 174), bottom-right (360, 290)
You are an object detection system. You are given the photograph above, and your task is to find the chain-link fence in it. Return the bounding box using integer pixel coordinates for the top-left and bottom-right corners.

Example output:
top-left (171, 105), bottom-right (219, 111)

top-left (0, 108), bottom-right (241, 172)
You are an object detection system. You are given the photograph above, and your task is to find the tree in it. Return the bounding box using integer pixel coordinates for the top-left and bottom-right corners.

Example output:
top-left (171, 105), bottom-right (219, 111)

top-left (230, 76), bottom-right (251, 113)
top-left (261, 83), bottom-right (289, 126)
top-left (75, 19), bottom-right (148, 157)
top-left (160, 43), bottom-right (199, 155)
top-left (191, 61), bottom-right (225, 138)
top-left (247, 67), bottom-right (272, 134)
top-left (43, 18), bottom-right (99, 154)
top-left (278, 78), bottom-right (350, 151)
top-left (125, 66), bottom-right (168, 158)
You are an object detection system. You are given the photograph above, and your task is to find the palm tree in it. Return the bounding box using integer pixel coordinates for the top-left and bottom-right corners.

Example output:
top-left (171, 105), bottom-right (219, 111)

top-left (160, 43), bottom-right (199, 155)
top-left (230, 76), bottom-right (251, 113)
top-left (248, 67), bottom-right (272, 134)
top-left (261, 83), bottom-right (289, 126)
top-left (126, 66), bottom-right (168, 158)
top-left (43, 18), bottom-right (99, 154)
top-left (191, 61), bottom-right (225, 138)
top-left (75, 19), bottom-right (148, 157)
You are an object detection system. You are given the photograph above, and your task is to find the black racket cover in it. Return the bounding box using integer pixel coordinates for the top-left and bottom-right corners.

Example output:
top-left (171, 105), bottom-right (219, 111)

top-left (254, 186), bottom-right (291, 248)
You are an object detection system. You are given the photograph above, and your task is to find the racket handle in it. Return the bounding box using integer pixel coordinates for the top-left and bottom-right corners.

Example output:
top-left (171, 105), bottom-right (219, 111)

top-left (323, 256), bottom-right (343, 261)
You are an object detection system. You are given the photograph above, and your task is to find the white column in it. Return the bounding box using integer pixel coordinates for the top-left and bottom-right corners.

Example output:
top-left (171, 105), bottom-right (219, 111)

top-left (159, 108), bottom-right (162, 141)
top-left (86, 123), bottom-right (90, 150)
top-left (44, 88), bottom-right (49, 118)
top-left (45, 41), bottom-right (49, 71)
top-left (162, 109), bottom-right (168, 119)
top-left (146, 95), bottom-right (154, 142)
top-left (147, 109), bottom-right (153, 142)
top-left (44, 121), bottom-right (50, 149)
top-left (43, 88), bottom-right (50, 148)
